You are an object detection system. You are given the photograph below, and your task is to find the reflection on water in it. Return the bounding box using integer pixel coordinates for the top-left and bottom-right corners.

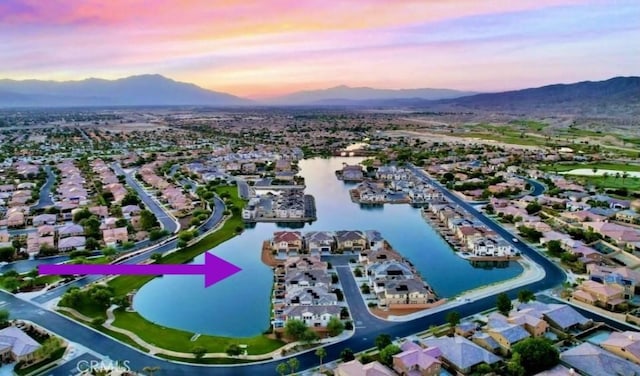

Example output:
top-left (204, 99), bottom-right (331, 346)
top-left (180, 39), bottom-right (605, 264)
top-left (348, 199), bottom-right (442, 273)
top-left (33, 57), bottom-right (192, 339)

top-left (133, 157), bottom-right (522, 337)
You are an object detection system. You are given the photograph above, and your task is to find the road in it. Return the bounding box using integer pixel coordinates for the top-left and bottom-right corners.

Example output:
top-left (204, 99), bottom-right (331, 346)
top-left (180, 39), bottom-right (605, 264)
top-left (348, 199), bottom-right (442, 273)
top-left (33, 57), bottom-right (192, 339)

top-left (111, 163), bottom-right (178, 234)
top-left (31, 165), bottom-right (55, 210)
top-left (236, 179), bottom-right (250, 199)
top-left (1, 165), bottom-right (571, 375)
top-left (525, 177), bottom-right (546, 197)
top-left (30, 196), bottom-right (225, 304)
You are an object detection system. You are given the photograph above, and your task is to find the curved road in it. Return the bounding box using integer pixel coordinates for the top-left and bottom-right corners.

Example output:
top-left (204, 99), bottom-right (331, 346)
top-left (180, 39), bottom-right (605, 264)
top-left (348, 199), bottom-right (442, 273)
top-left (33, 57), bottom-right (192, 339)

top-left (31, 165), bottom-right (55, 210)
top-left (5, 166), bottom-right (566, 375)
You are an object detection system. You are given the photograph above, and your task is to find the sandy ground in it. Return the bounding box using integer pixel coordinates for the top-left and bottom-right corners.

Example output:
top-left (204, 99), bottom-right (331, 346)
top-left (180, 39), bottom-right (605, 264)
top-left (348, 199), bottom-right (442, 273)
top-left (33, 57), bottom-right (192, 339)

top-left (560, 168), bottom-right (640, 178)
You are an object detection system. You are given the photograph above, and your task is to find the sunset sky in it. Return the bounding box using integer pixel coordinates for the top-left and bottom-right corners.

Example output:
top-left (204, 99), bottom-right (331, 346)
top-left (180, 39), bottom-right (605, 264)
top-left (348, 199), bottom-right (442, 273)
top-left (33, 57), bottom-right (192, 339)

top-left (1, 0), bottom-right (639, 98)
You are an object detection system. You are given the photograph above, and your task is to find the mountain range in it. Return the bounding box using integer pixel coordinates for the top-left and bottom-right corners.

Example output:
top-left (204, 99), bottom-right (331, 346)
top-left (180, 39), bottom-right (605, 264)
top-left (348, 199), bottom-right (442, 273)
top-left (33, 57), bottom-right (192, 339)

top-left (0, 74), bottom-right (249, 107)
top-left (0, 75), bottom-right (638, 113)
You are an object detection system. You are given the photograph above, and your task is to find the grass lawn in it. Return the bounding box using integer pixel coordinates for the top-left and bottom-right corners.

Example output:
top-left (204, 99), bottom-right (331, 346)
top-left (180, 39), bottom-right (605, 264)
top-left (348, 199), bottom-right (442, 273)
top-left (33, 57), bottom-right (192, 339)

top-left (540, 162), bottom-right (640, 173)
top-left (112, 309), bottom-right (283, 355)
top-left (0, 274), bottom-right (61, 292)
top-left (108, 185), bottom-right (245, 296)
top-left (14, 347), bottom-right (66, 376)
top-left (68, 256), bottom-right (110, 265)
top-left (157, 354), bottom-right (259, 364)
top-left (58, 293), bottom-right (108, 320)
top-left (570, 176), bottom-right (640, 191)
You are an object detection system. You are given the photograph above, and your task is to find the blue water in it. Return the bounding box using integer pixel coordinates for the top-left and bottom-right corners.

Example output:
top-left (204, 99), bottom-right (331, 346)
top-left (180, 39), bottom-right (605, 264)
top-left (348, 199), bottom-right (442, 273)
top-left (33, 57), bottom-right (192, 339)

top-left (133, 157), bottom-right (522, 337)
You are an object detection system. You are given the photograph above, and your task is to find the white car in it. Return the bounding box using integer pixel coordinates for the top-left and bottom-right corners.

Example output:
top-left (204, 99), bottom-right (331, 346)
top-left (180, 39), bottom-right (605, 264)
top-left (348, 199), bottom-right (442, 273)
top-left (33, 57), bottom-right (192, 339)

top-left (512, 238), bottom-right (519, 243)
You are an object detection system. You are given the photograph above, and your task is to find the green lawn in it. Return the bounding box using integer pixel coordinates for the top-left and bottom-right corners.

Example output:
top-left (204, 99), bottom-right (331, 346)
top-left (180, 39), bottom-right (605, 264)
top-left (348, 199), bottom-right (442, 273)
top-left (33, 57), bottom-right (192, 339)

top-left (14, 347), bottom-right (66, 376)
top-left (157, 354), bottom-right (259, 364)
top-left (58, 293), bottom-right (108, 320)
top-left (570, 176), bottom-right (640, 191)
top-left (0, 274), bottom-right (61, 292)
top-left (109, 185), bottom-right (245, 296)
top-left (112, 309), bottom-right (283, 355)
top-left (541, 162), bottom-right (640, 173)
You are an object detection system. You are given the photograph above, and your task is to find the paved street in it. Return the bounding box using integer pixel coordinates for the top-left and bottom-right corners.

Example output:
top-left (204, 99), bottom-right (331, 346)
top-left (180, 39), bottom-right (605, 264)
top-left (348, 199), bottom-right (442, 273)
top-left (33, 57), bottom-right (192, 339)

top-left (31, 165), bottom-right (55, 210)
top-left (2, 166), bottom-right (572, 375)
top-left (111, 163), bottom-right (179, 234)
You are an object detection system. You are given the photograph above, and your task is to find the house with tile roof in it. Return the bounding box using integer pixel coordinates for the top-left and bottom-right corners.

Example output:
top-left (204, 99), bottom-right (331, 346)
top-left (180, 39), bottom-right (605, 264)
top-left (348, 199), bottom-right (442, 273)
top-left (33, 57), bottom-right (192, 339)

top-left (561, 342), bottom-right (640, 376)
top-left (304, 231), bottom-right (335, 254)
top-left (572, 279), bottom-right (626, 310)
top-left (392, 341), bottom-right (441, 376)
top-left (0, 326), bottom-right (41, 363)
top-left (335, 359), bottom-right (395, 376)
top-left (422, 336), bottom-right (501, 374)
top-left (335, 230), bottom-right (367, 251)
top-left (601, 331), bottom-right (640, 365)
top-left (281, 305), bottom-right (341, 328)
top-left (271, 231), bottom-right (303, 253)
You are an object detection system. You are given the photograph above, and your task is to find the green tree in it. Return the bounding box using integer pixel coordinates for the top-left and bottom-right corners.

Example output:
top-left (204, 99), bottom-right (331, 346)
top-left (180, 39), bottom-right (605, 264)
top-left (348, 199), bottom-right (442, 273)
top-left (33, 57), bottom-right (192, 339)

top-left (340, 348), bottom-right (355, 362)
top-left (82, 217), bottom-right (101, 239)
top-left (525, 201), bottom-right (542, 215)
top-left (326, 317), bottom-right (345, 337)
top-left (301, 329), bottom-right (319, 344)
top-left (497, 292), bottom-right (513, 315)
top-left (512, 337), bottom-right (559, 375)
top-left (140, 210), bottom-right (159, 231)
top-left (0, 309), bottom-right (10, 327)
top-left (546, 240), bottom-right (563, 255)
top-left (73, 208), bottom-right (92, 223)
top-left (0, 246), bottom-right (15, 262)
top-left (3, 277), bottom-right (20, 292)
top-left (226, 344), bottom-right (242, 356)
top-left (284, 319), bottom-right (308, 341)
top-left (517, 289), bottom-right (536, 303)
top-left (276, 362), bottom-right (288, 376)
top-left (315, 347), bottom-right (327, 372)
top-left (192, 346), bottom-right (207, 359)
top-left (379, 344), bottom-right (401, 366)
top-left (375, 334), bottom-right (392, 350)
top-left (507, 352), bottom-right (526, 376)
top-left (446, 310), bottom-right (461, 329)
top-left (287, 357), bottom-right (299, 375)
top-left (102, 247), bottom-right (117, 258)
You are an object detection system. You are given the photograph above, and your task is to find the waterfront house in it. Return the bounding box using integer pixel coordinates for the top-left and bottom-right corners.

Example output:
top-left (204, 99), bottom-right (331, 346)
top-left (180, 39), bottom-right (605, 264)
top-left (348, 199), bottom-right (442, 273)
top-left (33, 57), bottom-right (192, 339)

top-left (281, 305), bottom-right (341, 327)
top-left (601, 331), bottom-right (640, 365)
top-left (284, 286), bottom-right (337, 306)
top-left (304, 231), bottom-right (335, 254)
top-left (340, 164), bottom-right (364, 182)
top-left (285, 269), bottom-right (331, 289)
top-left (393, 341), bottom-right (442, 376)
top-left (335, 230), bottom-right (367, 252)
top-left (271, 231), bottom-right (303, 253)
top-left (368, 261), bottom-right (414, 282)
top-left (0, 326), bottom-right (41, 363)
top-left (422, 336), bottom-right (501, 375)
top-left (561, 342), bottom-right (640, 376)
top-left (379, 278), bottom-right (436, 307)
top-left (472, 237), bottom-right (514, 257)
top-left (335, 359), bottom-right (395, 376)
top-left (365, 230), bottom-right (385, 251)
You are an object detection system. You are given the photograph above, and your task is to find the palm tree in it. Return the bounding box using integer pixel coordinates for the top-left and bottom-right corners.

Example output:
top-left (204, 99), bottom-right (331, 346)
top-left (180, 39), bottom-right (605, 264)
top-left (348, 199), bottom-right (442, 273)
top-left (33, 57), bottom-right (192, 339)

top-left (616, 172), bottom-right (621, 181)
top-left (603, 172), bottom-right (609, 181)
top-left (142, 366), bottom-right (160, 376)
top-left (287, 357), bottom-right (300, 375)
top-left (316, 347), bottom-right (327, 372)
top-left (623, 171), bottom-right (629, 184)
top-left (276, 362), bottom-right (289, 376)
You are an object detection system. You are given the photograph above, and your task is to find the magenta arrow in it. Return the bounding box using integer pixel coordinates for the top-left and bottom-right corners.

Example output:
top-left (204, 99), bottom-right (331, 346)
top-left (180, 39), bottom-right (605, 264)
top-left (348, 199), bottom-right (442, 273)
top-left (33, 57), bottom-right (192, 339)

top-left (38, 252), bottom-right (241, 287)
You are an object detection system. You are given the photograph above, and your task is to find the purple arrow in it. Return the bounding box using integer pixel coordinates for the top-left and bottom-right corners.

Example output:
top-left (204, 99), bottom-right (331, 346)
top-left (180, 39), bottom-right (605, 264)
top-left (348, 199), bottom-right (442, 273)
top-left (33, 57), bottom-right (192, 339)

top-left (38, 252), bottom-right (241, 287)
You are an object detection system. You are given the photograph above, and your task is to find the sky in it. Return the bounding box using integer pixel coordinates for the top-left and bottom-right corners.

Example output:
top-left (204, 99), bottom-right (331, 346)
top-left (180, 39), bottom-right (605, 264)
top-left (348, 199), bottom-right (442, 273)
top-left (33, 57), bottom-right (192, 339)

top-left (1, 0), bottom-right (639, 98)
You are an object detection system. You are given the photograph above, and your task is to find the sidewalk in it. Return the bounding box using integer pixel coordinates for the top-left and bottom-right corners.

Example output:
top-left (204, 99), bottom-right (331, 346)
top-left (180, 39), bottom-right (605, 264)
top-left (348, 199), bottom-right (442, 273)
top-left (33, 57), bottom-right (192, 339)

top-left (99, 305), bottom-right (353, 360)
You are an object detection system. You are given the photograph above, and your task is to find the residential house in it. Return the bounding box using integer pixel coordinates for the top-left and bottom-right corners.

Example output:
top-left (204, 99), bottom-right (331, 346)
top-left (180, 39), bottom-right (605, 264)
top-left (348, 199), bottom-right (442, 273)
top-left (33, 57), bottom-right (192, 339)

top-left (304, 231), bottom-right (335, 255)
top-left (616, 209), bottom-right (640, 224)
top-left (0, 326), bottom-right (41, 363)
top-left (37, 225), bottom-right (55, 237)
top-left (121, 205), bottom-right (141, 219)
top-left (486, 313), bottom-right (531, 354)
top-left (422, 336), bottom-right (501, 375)
top-left (335, 230), bottom-right (367, 252)
top-left (335, 360), bottom-right (395, 376)
top-left (583, 222), bottom-right (640, 250)
top-left (561, 342), bottom-right (640, 376)
top-left (57, 223), bottom-right (84, 238)
top-left (280, 305), bottom-right (341, 327)
top-left (393, 341), bottom-right (441, 376)
top-left (271, 231), bottom-right (303, 253)
top-left (379, 278), bottom-right (437, 306)
top-left (58, 236), bottom-right (86, 252)
top-left (573, 280), bottom-right (626, 310)
top-left (102, 227), bottom-right (129, 246)
top-left (365, 230), bottom-right (385, 251)
top-left (601, 331), bottom-right (640, 365)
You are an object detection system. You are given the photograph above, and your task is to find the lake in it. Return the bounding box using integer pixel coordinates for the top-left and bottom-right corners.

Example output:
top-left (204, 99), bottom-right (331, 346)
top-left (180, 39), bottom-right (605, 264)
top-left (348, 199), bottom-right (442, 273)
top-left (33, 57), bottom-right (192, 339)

top-left (133, 157), bottom-right (522, 337)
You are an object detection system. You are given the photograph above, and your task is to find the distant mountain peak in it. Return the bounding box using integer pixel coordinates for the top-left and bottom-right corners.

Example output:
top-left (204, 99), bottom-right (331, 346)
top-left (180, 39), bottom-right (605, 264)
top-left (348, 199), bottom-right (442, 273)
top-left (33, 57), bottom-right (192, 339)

top-left (0, 75), bottom-right (250, 108)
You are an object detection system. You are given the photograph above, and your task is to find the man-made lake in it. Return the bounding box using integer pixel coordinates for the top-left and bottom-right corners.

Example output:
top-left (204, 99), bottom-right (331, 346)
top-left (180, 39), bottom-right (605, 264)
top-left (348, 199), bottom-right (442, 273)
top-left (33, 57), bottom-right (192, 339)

top-left (133, 157), bottom-right (522, 337)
